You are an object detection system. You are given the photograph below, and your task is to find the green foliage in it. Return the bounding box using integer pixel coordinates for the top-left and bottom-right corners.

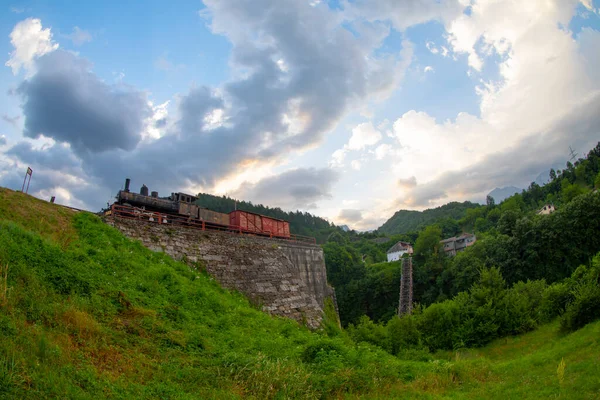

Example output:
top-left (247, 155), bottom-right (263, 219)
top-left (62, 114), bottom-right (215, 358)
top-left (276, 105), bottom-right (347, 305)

top-left (387, 314), bottom-right (422, 354)
top-left (378, 201), bottom-right (480, 235)
top-left (194, 192), bottom-right (340, 243)
top-left (414, 225), bottom-right (442, 258)
top-left (539, 282), bottom-right (573, 322)
top-left (560, 257), bottom-right (600, 332)
top-left (560, 281), bottom-right (600, 332)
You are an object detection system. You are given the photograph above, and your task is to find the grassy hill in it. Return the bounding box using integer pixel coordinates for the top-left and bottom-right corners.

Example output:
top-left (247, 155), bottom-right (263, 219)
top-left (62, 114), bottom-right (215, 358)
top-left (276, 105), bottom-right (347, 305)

top-left (377, 201), bottom-right (480, 235)
top-left (0, 187), bottom-right (599, 399)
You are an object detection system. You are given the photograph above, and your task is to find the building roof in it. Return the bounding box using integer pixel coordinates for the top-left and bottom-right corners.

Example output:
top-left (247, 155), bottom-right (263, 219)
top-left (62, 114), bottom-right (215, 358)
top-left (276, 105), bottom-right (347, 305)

top-left (440, 237), bottom-right (457, 244)
top-left (441, 233), bottom-right (476, 245)
top-left (386, 241), bottom-right (412, 254)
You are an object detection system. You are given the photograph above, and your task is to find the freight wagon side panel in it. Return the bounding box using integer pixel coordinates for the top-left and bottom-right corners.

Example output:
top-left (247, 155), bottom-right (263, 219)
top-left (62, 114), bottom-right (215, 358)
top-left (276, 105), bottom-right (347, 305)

top-left (262, 217), bottom-right (274, 235)
top-left (199, 209), bottom-right (229, 226)
top-left (283, 221), bottom-right (290, 237)
top-left (178, 203), bottom-right (199, 217)
top-left (249, 212), bottom-right (263, 233)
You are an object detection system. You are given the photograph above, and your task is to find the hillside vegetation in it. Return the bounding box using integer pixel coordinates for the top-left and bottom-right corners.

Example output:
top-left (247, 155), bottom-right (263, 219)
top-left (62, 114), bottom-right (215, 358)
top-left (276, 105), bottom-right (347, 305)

top-left (377, 201), bottom-right (480, 236)
top-left (1, 188), bottom-right (600, 399)
top-left (194, 192), bottom-right (341, 243)
top-left (324, 142), bottom-right (600, 327)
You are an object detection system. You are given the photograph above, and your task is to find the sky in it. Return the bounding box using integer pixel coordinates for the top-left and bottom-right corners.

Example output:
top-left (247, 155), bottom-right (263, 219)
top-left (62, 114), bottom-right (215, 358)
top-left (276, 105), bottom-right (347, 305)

top-left (1, 0), bottom-right (600, 230)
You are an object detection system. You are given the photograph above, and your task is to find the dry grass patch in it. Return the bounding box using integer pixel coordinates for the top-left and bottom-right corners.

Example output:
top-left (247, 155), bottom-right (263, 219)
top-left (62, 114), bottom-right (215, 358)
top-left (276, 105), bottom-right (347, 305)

top-left (62, 309), bottom-right (101, 339)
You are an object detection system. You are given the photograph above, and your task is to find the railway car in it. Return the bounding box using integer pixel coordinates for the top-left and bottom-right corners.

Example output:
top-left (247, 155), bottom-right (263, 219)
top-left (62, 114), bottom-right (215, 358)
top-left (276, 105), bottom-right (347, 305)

top-left (113, 178), bottom-right (292, 239)
top-left (229, 210), bottom-right (290, 238)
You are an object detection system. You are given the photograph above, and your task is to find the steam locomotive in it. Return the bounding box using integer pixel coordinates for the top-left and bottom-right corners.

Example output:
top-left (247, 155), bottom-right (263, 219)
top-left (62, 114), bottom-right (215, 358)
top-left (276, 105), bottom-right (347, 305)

top-left (114, 178), bottom-right (291, 239)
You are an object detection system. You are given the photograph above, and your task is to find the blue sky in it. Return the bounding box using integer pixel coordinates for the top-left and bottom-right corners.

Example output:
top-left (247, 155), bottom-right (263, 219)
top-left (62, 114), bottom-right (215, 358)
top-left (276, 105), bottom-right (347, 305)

top-left (1, 0), bottom-right (600, 230)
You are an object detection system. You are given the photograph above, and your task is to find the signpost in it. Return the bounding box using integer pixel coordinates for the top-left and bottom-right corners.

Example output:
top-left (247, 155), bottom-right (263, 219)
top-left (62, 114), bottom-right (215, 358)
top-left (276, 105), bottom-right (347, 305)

top-left (21, 167), bottom-right (33, 194)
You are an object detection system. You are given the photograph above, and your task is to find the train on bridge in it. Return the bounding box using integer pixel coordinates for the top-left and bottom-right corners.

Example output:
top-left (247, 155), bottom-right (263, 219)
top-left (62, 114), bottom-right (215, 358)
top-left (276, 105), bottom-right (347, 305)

top-left (108, 178), bottom-right (315, 244)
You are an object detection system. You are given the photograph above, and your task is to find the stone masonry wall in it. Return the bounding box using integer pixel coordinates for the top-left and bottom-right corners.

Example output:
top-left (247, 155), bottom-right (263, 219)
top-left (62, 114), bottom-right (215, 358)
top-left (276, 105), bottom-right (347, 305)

top-left (104, 217), bottom-right (337, 329)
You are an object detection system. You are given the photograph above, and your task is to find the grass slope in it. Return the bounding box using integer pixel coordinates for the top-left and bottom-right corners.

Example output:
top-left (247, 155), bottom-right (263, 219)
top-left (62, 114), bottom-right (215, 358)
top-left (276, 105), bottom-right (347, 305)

top-left (0, 188), bottom-right (598, 399)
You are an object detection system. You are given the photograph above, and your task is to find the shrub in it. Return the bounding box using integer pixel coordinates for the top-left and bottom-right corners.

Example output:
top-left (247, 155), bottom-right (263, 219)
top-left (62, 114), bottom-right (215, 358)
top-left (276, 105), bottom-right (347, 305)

top-left (418, 299), bottom-right (463, 351)
top-left (539, 282), bottom-right (573, 322)
top-left (347, 316), bottom-right (389, 351)
top-left (301, 340), bottom-right (346, 364)
top-left (560, 281), bottom-right (600, 332)
top-left (387, 314), bottom-right (421, 355)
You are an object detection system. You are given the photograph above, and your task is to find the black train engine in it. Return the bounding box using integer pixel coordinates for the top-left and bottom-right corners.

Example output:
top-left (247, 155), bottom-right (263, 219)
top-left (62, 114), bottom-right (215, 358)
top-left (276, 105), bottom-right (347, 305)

top-left (115, 178), bottom-right (229, 226)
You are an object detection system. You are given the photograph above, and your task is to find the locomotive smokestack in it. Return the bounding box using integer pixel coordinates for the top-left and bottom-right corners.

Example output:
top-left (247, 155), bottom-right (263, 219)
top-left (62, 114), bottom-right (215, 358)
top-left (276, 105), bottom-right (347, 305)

top-left (140, 184), bottom-right (149, 196)
top-left (124, 178), bottom-right (131, 192)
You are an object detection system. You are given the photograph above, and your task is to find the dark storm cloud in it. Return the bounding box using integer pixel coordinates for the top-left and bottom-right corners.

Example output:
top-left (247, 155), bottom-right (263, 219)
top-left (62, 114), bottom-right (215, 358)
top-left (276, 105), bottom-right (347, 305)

top-left (233, 168), bottom-right (340, 210)
top-left (398, 92), bottom-right (600, 208)
top-left (7, 141), bottom-right (80, 173)
top-left (8, 1), bottom-right (408, 210)
top-left (17, 50), bottom-right (152, 155)
top-left (70, 0), bottom-right (407, 206)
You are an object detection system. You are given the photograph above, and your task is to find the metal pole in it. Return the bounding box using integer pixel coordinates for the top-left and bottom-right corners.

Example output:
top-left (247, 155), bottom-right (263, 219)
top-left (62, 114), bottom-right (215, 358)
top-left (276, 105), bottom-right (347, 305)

top-left (25, 173), bottom-right (31, 194)
top-left (21, 171), bottom-right (27, 192)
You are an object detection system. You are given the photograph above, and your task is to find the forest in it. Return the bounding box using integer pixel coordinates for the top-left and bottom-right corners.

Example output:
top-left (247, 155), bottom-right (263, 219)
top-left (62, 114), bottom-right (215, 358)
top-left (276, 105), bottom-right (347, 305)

top-left (322, 142), bottom-right (600, 354)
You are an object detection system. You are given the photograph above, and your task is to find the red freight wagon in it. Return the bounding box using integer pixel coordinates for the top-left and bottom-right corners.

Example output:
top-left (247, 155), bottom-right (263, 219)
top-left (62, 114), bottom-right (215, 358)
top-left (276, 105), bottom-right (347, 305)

top-left (229, 210), bottom-right (290, 238)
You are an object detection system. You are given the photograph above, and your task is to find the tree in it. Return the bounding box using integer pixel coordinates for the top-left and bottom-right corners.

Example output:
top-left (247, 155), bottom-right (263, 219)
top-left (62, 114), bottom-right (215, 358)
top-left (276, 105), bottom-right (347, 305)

top-left (595, 171), bottom-right (600, 189)
top-left (486, 195), bottom-right (495, 207)
top-left (414, 225), bottom-right (443, 258)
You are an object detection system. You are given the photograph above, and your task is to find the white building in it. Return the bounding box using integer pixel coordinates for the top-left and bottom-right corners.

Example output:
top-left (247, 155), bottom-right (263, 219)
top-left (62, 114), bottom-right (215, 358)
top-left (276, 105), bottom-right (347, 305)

top-left (386, 241), bottom-right (413, 262)
top-left (537, 204), bottom-right (555, 215)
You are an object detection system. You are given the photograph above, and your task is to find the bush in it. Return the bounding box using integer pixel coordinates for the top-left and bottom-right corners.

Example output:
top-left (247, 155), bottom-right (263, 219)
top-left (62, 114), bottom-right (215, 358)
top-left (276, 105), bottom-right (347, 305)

top-left (499, 280), bottom-right (546, 335)
top-left (347, 316), bottom-right (389, 351)
top-left (418, 299), bottom-right (463, 351)
top-left (387, 314), bottom-right (421, 355)
top-left (560, 281), bottom-right (600, 332)
top-left (301, 340), bottom-right (346, 364)
top-left (539, 282), bottom-right (573, 322)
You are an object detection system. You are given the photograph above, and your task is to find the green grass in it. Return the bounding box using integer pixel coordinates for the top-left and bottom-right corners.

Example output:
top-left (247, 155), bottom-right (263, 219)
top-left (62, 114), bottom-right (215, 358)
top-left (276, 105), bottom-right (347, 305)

top-left (0, 187), bottom-right (599, 399)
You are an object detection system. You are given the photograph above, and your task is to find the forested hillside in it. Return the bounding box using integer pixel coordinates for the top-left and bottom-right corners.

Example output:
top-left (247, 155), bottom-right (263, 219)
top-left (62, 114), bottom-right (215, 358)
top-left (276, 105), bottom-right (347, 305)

top-left (194, 193), bottom-right (341, 243)
top-left (377, 201), bottom-right (480, 235)
top-left (324, 142), bottom-right (600, 328)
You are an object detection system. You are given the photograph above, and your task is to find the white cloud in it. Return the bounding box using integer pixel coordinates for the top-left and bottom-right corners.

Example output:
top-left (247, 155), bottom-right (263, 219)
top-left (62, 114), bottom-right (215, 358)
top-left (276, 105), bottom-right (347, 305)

top-left (347, 121), bottom-right (382, 150)
top-left (374, 143), bottom-right (392, 160)
top-left (143, 100), bottom-right (170, 141)
top-left (65, 26), bottom-right (92, 46)
top-left (5, 18), bottom-right (58, 75)
top-left (579, 0), bottom-right (595, 12)
top-left (330, 121), bottom-right (383, 167)
top-left (424, 65), bottom-right (434, 73)
top-left (330, 148), bottom-right (347, 167)
top-left (426, 41), bottom-right (439, 54)
top-left (385, 0), bottom-right (600, 208)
